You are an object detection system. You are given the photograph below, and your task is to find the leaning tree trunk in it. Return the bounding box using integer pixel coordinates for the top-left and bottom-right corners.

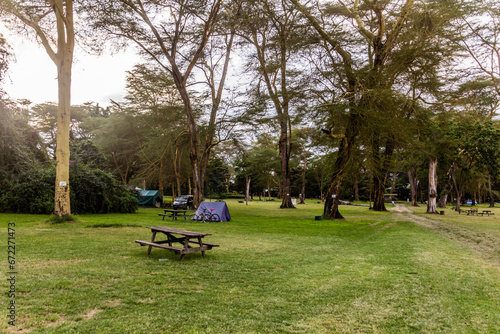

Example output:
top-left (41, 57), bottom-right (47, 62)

top-left (427, 158), bottom-right (438, 214)
top-left (324, 112), bottom-right (361, 219)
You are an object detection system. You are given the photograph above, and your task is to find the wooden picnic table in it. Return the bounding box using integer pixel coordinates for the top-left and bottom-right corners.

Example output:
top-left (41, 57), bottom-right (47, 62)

top-left (464, 209), bottom-right (478, 215)
top-left (480, 210), bottom-right (494, 216)
top-left (158, 209), bottom-right (189, 221)
top-left (135, 226), bottom-right (219, 261)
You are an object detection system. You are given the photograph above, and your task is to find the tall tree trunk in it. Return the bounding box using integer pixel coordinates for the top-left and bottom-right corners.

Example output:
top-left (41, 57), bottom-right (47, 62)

top-left (278, 118), bottom-right (294, 208)
top-left (372, 139), bottom-right (394, 212)
top-left (450, 163), bottom-right (462, 212)
top-left (158, 159), bottom-right (164, 196)
top-left (391, 172), bottom-right (397, 197)
top-left (408, 166), bottom-right (419, 207)
top-left (173, 146), bottom-right (182, 197)
top-left (354, 174), bottom-right (359, 201)
top-left (54, 55), bottom-right (72, 217)
top-left (267, 178), bottom-right (271, 200)
top-left (299, 151), bottom-right (307, 204)
top-left (372, 172), bottom-right (387, 211)
top-left (427, 158), bottom-right (438, 214)
top-left (489, 174), bottom-right (495, 207)
top-left (438, 183), bottom-right (450, 208)
top-left (245, 177), bottom-right (251, 205)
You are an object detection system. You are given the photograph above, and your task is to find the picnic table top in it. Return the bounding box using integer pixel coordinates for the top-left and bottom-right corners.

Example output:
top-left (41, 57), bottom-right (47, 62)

top-left (163, 209), bottom-right (188, 213)
top-left (147, 226), bottom-right (211, 237)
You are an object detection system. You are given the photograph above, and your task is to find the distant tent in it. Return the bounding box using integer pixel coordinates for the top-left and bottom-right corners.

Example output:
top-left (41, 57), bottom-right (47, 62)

top-left (196, 201), bottom-right (231, 221)
top-left (136, 190), bottom-right (163, 207)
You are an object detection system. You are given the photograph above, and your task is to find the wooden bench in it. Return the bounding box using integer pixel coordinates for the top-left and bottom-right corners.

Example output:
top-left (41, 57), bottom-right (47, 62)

top-left (136, 226), bottom-right (219, 261)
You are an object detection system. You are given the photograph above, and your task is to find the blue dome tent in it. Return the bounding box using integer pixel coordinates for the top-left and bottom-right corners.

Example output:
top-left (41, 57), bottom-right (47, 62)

top-left (195, 201), bottom-right (231, 221)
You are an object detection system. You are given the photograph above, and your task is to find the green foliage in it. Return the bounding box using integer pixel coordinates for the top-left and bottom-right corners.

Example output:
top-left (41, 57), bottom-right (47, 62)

top-left (0, 99), bottom-right (50, 180)
top-left (70, 138), bottom-right (107, 169)
top-left (70, 164), bottom-right (138, 214)
top-left (205, 156), bottom-right (231, 196)
top-left (0, 167), bottom-right (55, 214)
top-left (217, 192), bottom-right (245, 199)
top-left (0, 165), bottom-right (138, 214)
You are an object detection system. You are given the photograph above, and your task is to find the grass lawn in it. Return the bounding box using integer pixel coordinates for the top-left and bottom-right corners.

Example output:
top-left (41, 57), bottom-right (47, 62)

top-left (1, 200), bottom-right (499, 333)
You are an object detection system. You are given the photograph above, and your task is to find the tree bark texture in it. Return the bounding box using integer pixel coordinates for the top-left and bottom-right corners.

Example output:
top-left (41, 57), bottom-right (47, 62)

top-left (324, 113), bottom-right (360, 219)
top-left (300, 151), bottom-right (307, 204)
top-left (371, 139), bottom-right (394, 212)
top-left (245, 177), bottom-right (251, 205)
top-left (438, 183), bottom-right (450, 208)
top-left (52, 1), bottom-right (75, 217)
top-left (427, 158), bottom-right (438, 213)
top-left (54, 57), bottom-right (72, 217)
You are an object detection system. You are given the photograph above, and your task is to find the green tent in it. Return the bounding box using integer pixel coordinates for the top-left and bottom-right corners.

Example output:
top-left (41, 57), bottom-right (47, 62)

top-left (136, 190), bottom-right (163, 207)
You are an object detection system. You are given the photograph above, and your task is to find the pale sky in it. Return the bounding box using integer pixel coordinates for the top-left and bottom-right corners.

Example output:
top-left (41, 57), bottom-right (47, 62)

top-left (4, 35), bottom-right (140, 107)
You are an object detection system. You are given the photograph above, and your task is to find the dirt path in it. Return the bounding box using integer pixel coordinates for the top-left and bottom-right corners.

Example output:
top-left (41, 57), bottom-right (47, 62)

top-left (392, 205), bottom-right (500, 266)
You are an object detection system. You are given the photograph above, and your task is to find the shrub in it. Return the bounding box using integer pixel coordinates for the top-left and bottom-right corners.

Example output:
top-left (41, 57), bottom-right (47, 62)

top-left (0, 165), bottom-right (138, 214)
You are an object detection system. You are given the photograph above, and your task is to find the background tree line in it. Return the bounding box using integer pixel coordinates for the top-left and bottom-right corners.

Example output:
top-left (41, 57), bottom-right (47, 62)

top-left (1, 0), bottom-right (499, 217)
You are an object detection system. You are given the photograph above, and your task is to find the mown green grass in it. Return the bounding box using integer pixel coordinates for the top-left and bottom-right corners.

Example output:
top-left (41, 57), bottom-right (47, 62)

top-left (1, 200), bottom-right (499, 333)
top-left (410, 203), bottom-right (500, 238)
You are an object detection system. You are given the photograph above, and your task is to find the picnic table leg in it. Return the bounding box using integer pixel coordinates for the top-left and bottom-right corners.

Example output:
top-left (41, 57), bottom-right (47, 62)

top-left (147, 231), bottom-right (157, 255)
top-left (198, 236), bottom-right (206, 258)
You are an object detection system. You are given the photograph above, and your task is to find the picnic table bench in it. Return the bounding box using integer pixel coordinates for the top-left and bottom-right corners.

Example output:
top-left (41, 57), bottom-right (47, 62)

top-left (135, 226), bottom-right (219, 261)
top-left (158, 209), bottom-right (189, 221)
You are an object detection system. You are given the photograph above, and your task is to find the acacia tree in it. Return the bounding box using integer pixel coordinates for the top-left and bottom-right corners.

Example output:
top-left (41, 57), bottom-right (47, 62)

top-left (291, 0), bottom-right (419, 216)
top-left (120, 64), bottom-right (190, 196)
top-left (292, 0), bottom-right (463, 216)
top-left (1, 0), bottom-right (75, 217)
top-left (448, 120), bottom-right (500, 212)
top-left (239, 0), bottom-right (309, 208)
top-left (86, 0), bottom-right (228, 208)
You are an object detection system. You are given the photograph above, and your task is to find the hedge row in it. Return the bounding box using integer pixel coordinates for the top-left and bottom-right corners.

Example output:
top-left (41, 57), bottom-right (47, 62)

top-left (0, 165), bottom-right (138, 214)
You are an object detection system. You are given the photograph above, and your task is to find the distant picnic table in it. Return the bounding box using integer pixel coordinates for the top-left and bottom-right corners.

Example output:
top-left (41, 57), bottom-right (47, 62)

top-left (459, 209), bottom-right (494, 216)
top-left (158, 209), bottom-right (188, 221)
top-left (135, 226), bottom-right (219, 261)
